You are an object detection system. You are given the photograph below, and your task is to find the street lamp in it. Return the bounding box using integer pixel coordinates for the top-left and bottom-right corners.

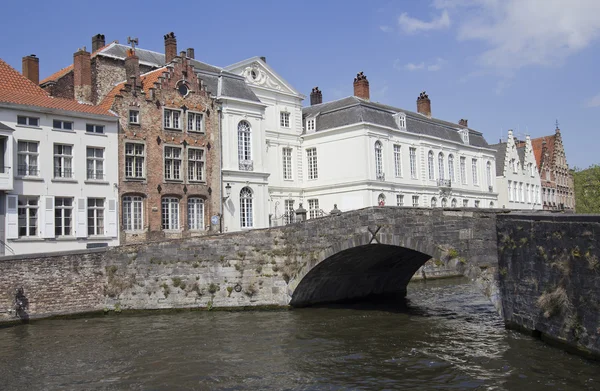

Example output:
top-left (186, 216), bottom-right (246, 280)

top-left (223, 183), bottom-right (232, 200)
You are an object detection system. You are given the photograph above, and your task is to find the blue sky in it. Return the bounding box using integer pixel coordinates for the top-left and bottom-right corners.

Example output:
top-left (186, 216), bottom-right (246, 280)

top-left (1, 0), bottom-right (599, 168)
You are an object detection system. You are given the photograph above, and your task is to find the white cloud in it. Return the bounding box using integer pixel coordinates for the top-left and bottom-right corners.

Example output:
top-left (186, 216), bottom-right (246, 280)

top-left (394, 58), bottom-right (446, 72)
top-left (585, 93), bottom-right (600, 108)
top-left (427, 58), bottom-right (446, 71)
top-left (379, 25), bottom-right (394, 33)
top-left (433, 0), bottom-right (600, 70)
top-left (398, 9), bottom-right (451, 34)
top-left (404, 62), bottom-right (425, 71)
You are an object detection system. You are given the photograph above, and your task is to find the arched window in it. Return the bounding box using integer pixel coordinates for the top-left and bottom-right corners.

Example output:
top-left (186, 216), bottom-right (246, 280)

top-left (451, 198), bottom-right (457, 207)
top-left (428, 150), bottom-right (434, 180)
top-left (123, 195), bottom-right (143, 231)
top-left (238, 121), bottom-right (252, 170)
top-left (431, 197), bottom-right (437, 208)
top-left (486, 161), bottom-right (492, 188)
top-left (188, 197), bottom-right (205, 230)
top-left (240, 187), bottom-right (253, 228)
top-left (438, 152), bottom-right (444, 180)
top-left (375, 141), bottom-right (384, 179)
top-left (378, 193), bottom-right (386, 206)
top-left (161, 197), bottom-right (179, 230)
top-left (441, 198), bottom-right (447, 207)
top-left (448, 154), bottom-right (455, 182)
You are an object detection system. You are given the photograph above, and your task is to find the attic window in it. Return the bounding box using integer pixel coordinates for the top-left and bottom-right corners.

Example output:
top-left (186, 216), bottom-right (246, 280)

top-left (393, 112), bottom-right (406, 130)
top-left (178, 83), bottom-right (189, 97)
top-left (306, 119), bottom-right (315, 132)
top-left (459, 128), bottom-right (469, 144)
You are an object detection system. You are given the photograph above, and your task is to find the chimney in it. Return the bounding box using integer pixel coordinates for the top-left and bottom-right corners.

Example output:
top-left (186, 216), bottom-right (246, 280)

top-left (353, 72), bottom-right (370, 100)
top-left (92, 34), bottom-right (105, 52)
top-left (22, 54), bottom-right (39, 85)
top-left (186, 48), bottom-right (195, 59)
top-left (458, 118), bottom-right (468, 127)
top-left (164, 32), bottom-right (177, 64)
top-left (260, 56), bottom-right (267, 63)
top-left (310, 87), bottom-right (322, 106)
top-left (125, 49), bottom-right (140, 88)
top-left (417, 91), bottom-right (431, 118)
top-left (73, 47), bottom-right (92, 104)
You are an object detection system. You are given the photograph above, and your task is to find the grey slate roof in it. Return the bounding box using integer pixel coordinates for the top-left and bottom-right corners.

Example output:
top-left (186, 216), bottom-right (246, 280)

top-left (99, 44), bottom-right (260, 103)
top-left (303, 96), bottom-right (490, 148)
top-left (0, 122), bottom-right (14, 132)
top-left (489, 143), bottom-right (507, 176)
top-left (516, 146), bottom-right (525, 165)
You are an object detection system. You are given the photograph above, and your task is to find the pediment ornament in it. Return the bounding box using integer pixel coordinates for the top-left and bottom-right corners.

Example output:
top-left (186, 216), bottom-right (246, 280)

top-left (242, 64), bottom-right (282, 90)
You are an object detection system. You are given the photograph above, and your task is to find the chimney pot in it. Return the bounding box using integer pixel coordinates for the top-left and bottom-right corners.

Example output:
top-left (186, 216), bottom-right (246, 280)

top-left (73, 48), bottom-right (92, 104)
top-left (164, 32), bottom-right (177, 64)
top-left (186, 48), bottom-right (195, 59)
top-left (416, 91), bottom-right (431, 118)
top-left (353, 71), bottom-right (370, 100)
top-left (125, 49), bottom-right (140, 89)
top-left (459, 118), bottom-right (468, 127)
top-left (310, 86), bottom-right (323, 106)
top-left (22, 54), bottom-right (40, 85)
top-left (92, 34), bottom-right (105, 52)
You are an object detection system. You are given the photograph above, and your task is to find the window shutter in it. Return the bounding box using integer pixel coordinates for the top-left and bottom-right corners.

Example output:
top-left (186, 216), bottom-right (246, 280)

top-left (42, 196), bottom-right (55, 238)
top-left (76, 198), bottom-right (87, 238)
top-left (6, 195), bottom-right (18, 239)
top-left (107, 198), bottom-right (117, 237)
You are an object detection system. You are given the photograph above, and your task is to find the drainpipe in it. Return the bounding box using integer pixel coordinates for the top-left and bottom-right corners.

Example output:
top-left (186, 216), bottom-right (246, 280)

top-left (218, 105), bottom-right (224, 233)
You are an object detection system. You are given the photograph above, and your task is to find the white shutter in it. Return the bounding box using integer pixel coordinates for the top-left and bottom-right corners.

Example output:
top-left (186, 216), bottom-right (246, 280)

top-left (76, 198), bottom-right (87, 238)
top-left (42, 196), bottom-right (55, 238)
top-left (6, 195), bottom-right (18, 239)
top-left (107, 198), bottom-right (117, 237)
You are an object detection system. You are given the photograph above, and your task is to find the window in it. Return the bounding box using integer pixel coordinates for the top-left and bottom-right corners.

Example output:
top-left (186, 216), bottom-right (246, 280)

top-left (460, 157), bottom-right (466, 184)
top-left (55, 197), bottom-right (73, 236)
top-left (308, 199), bottom-right (320, 219)
top-left (238, 121), bottom-right (252, 169)
top-left (17, 115), bottom-right (39, 127)
top-left (508, 181), bottom-right (513, 201)
top-left (526, 183), bottom-right (531, 203)
top-left (188, 112), bottom-right (204, 132)
top-left (475, 200), bottom-right (480, 208)
top-left (307, 147), bottom-right (318, 180)
top-left (162, 197), bottom-right (180, 230)
top-left (511, 158), bottom-right (518, 173)
top-left (438, 152), bottom-right (444, 180)
top-left (451, 198), bottom-right (457, 207)
top-left (280, 112), bottom-right (290, 128)
top-left (306, 119), bottom-right (315, 132)
top-left (375, 141), bottom-right (384, 179)
top-left (412, 195), bottom-right (419, 207)
top-left (428, 150), bottom-right (434, 180)
top-left (471, 158), bottom-right (478, 185)
top-left (490, 202), bottom-right (494, 208)
top-left (164, 146), bottom-right (182, 180)
top-left (86, 147), bottom-right (104, 180)
top-left (17, 141), bottom-right (38, 176)
top-left (163, 109), bottom-right (182, 130)
top-left (129, 110), bottom-right (140, 125)
top-left (188, 148), bottom-right (205, 182)
top-left (486, 161), bottom-right (492, 188)
top-left (53, 144), bottom-right (73, 178)
top-left (441, 198), bottom-right (447, 207)
top-left (463, 199), bottom-right (469, 207)
top-left (459, 128), bottom-right (469, 144)
top-left (513, 182), bottom-right (518, 202)
top-left (378, 193), bottom-right (386, 206)
top-left (409, 147), bottom-right (417, 179)
top-left (53, 120), bottom-right (73, 130)
top-left (86, 124), bottom-right (104, 134)
top-left (87, 198), bottom-right (104, 236)
top-left (284, 199), bottom-right (295, 224)
top-left (397, 194), bottom-right (404, 206)
top-left (519, 182), bottom-right (524, 202)
top-left (240, 187), bottom-right (253, 228)
top-left (393, 145), bottom-right (402, 177)
top-left (188, 198), bottom-right (205, 230)
top-left (431, 197), bottom-right (437, 207)
top-left (123, 196), bottom-right (143, 231)
top-left (282, 147), bottom-right (293, 180)
top-left (18, 196), bottom-right (38, 237)
top-left (125, 143), bottom-right (145, 178)
top-left (528, 162), bottom-right (534, 177)
top-left (448, 154), bottom-right (455, 182)
top-left (394, 112), bottom-right (406, 129)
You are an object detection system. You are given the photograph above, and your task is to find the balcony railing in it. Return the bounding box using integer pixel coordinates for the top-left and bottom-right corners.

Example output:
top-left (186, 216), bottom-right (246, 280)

top-left (17, 165), bottom-right (38, 176)
top-left (87, 170), bottom-right (105, 180)
top-left (239, 160), bottom-right (254, 171)
top-left (54, 168), bottom-right (73, 178)
top-left (376, 172), bottom-right (385, 181)
top-left (437, 179), bottom-right (452, 188)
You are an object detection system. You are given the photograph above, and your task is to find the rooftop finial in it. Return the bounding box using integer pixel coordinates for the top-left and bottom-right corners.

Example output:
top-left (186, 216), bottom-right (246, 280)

top-left (127, 37), bottom-right (139, 51)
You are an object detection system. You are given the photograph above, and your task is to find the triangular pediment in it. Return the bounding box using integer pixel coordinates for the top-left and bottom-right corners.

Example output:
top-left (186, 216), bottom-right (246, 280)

top-left (225, 57), bottom-right (304, 98)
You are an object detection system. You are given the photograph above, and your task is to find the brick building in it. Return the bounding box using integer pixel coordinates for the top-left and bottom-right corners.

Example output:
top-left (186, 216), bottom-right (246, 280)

top-left (99, 48), bottom-right (220, 243)
top-left (528, 124), bottom-right (575, 211)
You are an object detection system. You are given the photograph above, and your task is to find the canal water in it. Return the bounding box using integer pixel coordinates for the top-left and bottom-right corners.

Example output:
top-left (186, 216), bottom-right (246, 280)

top-left (0, 278), bottom-right (598, 390)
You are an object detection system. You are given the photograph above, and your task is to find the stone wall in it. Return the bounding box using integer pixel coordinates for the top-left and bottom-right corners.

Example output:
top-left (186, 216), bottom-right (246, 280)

top-left (497, 213), bottom-right (600, 358)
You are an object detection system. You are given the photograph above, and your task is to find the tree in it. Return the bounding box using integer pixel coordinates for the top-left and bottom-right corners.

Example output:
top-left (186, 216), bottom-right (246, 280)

top-left (574, 165), bottom-right (600, 213)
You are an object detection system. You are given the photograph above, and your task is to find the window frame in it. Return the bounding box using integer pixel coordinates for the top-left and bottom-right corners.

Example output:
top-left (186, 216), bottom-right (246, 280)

top-left (187, 111), bottom-right (204, 133)
top-left (187, 147), bottom-right (205, 182)
top-left (164, 145), bottom-right (183, 181)
top-left (240, 187), bottom-right (254, 228)
top-left (55, 197), bottom-right (73, 237)
top-left (122, 195), bottom-right (144, 232)
top-left (86, 147), bottom-right (104, 180)
top-left (409, 147), bottom-right (417, 179)
top-left (163, 108), bottom-right (183, 131)
top-left (53, 143), bottom-right (73, 179)
top-left (375, 141), bottom-right (384, 180)
top-left (161, 197), bottom-right (180, 231)
top-left (17, 140), bottom-right (39, 177)
top-left (87, 198), bottom-right (105, 236)
top-left (282, 147), bottom-right (293, 180)
top-left (280, 111), bottom-right (290, 128)
top-left (412, 195), bottom-right (419, 207)
top-left (460, 157), bottom-right (467, 184)
top-left (53, 119), bottom-right (73, 131)
top-left (86, 124), bottom-right (104, 134)
top-left (18, 195), bottom-right (39, 237)
top-left (17, 115), bottom-right (39, 127)
top-left (238, 120), bottom-right (252, 169)
top-left (308, 199), bottom-right (320, 219)
top-left (187, 197), bottom-right (205, 231)
top-left (129, 109), bottom-right (140, 125)
top-left (307, 147), bottom-right (318, 180)
top-left (472, 158), bottom-right (478, 185)
top-left (124, 142), bottom-right (145, 179)
top-left (393, 144), bottom-right (402, 177)
top-left (428, 150), bottom-right (435, 180)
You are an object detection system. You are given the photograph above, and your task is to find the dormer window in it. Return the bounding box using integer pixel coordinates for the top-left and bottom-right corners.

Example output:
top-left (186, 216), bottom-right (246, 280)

top-left (459, 128), bottom-right (469, 144)
top-left (306, 118), bottom-right (315, 132)
top-left (394, 112), bottom-right (406, 130)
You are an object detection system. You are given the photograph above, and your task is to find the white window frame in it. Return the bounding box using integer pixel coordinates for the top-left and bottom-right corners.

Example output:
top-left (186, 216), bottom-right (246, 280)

top-left (18, 196), bottom-right (39, 237)
top-left (86, 147), bottom-right (104, 180)
top-left (308, 199), bottom-right (320, 219)
top-left (486, 161), bottom-right (492, 188)
top-left (307, 147), bottom-right (318, 180)
top-left (86, 124), bottom-right (104, 134)
top-left (240, 187), bottom-right (253, 228)
top-left (187, 111), bottom-right (204, 133)
top-left (187, 197), bottom-right (205, 231)
top-left (284, 199), bottom-right (295, 225)
top-left (375, 141), bottom-right (384, 180)
top-left (396, 194), bottom-right (404, 206)
top-left (163, 108), bottom-right (182, 130)
top-left (282, 147), bottom-right (293, 180)
top-left (280, 111), bottom-right (290, 128)
top-left (129, 109), bottom-right (140, 125)
top-left (53, 143), bottom-right (73, 179)
top-left (460, 157), bottom-right (467, 184)
top-left (162, 197), bottom-right (180, 231)
top-left (125, 142), bottom-right (145, 179)
top-left (53, 119), bottom-right (73, 131)
top-left (306, 118), bottom-right (315, 132)
top-left (87, 198), bottom-right (105, 236)
top-left (123, 195), bottom-right (143, 231)
top-left (17, 115), bottom-right (39, 127)
top-left (471, 158), bottom-right (478, 185)
top-left (188, 148), bottom-right (205, 182)
top-left (55, 197), bottom-right (73, 237)
top-left (17, 140), bottom-right (39, 176)
top-left (508, 181), bottom-right (513, 201)
top-left (448, 154), bottom-right (455, 182)
top-left (238, 121), bottom-right (252, 167)
top-left (412, 195), bottom-right (419, 207)
top-left (438, 152), bottom-right (444, 180)
top-left (431, 197), bottom-right (437, 208)
top-left (164, 145), bottom-right (182, 181)
top-left (428, 150), bottom-right (435, 180)
top-left (393, 144), bottom-right (402, 177)
top-left (463, 199), bottom-right (469, 207)
top-left (409, 147), bottom-right (417, 179)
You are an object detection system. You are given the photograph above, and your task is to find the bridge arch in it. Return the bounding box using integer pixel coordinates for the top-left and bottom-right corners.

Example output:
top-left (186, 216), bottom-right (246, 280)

top-left (288, 231), bottom-right (444, 307)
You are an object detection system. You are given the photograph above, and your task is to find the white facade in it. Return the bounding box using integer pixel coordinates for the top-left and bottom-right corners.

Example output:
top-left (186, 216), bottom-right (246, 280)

top-left (493, 131), bottom-right (542, 210)
top-left (0, 104), bottom-right (119, 256)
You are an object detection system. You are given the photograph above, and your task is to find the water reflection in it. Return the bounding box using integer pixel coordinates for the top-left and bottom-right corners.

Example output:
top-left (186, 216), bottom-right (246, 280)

top-left (0, 278), bottom-right (597, 390)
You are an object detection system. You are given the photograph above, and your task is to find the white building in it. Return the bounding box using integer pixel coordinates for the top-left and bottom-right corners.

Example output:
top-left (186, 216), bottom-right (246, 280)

top-left (490, 130), bottom-right (542, 210)
top-left (0, 57), bottom-right (119, 256)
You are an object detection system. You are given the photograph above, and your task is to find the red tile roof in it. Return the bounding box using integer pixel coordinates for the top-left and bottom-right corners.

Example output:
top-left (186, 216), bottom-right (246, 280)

top-left (99, 67), bottom-right (167, 111)
top-left (531, 134), bottom-right (555, 167)
top-left (0, 58), bottom-right (114, 116)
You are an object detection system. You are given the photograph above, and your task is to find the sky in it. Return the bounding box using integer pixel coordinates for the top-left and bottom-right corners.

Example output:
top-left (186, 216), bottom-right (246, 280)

top-left (1, 0), bottom-right (599, 169)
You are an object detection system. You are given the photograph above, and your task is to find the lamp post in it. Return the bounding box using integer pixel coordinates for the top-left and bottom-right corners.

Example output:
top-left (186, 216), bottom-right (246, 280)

top-left (223, 183), bottom-right (232, 200)
top-left (295, 202), bottom-right (307, 222)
